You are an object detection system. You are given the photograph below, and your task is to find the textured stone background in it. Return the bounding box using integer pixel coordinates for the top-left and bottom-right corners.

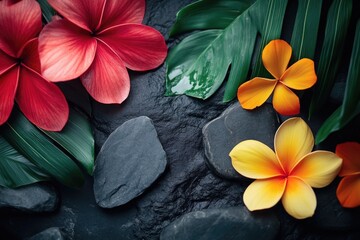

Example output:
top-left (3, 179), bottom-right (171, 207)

top-left (1, 0), bottom-right (360, 239)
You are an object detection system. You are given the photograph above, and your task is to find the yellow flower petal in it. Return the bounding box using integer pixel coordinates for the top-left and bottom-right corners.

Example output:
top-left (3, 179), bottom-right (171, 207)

top-left (272, 83), bottom-right (300, 115)
top-left (336, 142), bottom-right (360, 177)
top-left (237, 77), bottom-right (277, 110)
top-left (244, 177), bottom-right (286, 211)
top-left (291, 151), bottom-right (342, 188)
top-left (274, 118), bottom-right (314, 174)
top-left (262, 39), bottom-right (292, 79)
top-left (336, 175), bottom-right (360, 208)
top-left (230, 140), bottom-right (283, 179)
top-left (282, 176), bottom-right (316, 219)
top-left (280, 58), bottom-right (317, 90)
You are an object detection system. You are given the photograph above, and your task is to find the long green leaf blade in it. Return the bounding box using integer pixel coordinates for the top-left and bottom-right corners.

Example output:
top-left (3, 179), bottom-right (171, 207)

top-left (37, 0), bottom-right (54, 23)
top-left (309, 0), bottom-right (352, 117)
top-left (315, 20), bottom-right (360, 144)
top-left (0, 136), bottom-right (50, 188)
top-left (41, 107), bottom-right (94, 175)
top-left (1, 109), bottom-right (84, 188)
top-left (291, 0), bottom-right (323, 60)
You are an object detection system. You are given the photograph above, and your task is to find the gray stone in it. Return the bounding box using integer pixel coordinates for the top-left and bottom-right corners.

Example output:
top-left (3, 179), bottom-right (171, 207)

top-left (160, 207), bottom-right (280, 240)
top-left (28, 227), bottom-right (65, 240)
top-left (93, 116), bottom-right (168, 208)
top-left (0, 183), bottom-right (59, 212)
top-left (203, 103), bottom-right (278, 180)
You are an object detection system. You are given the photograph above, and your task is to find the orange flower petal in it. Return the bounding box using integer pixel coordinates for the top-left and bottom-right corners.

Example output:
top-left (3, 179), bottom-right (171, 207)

top-left (280, 58), bottom-right (317, 90)
top-left (272, 83), bottom-right (300, 115)
top-left (282, 176), bottom-right (316, 219)
top-left (262, 39), bottom-right (292, 79)
top-left (237, 77), bottom-right (276, 110)
top-left (336, 175), bottom-right (360, 208)
top-left (336, 142), bottom-right (360, 177)
top-left (291, 151), bottom-right (342, 188)
top-left (275, 118), bottom-right (314, 174)
top-left (230, 140), bottom-right (283, 179)
top-left (243, 177), bottom-right (286, 211)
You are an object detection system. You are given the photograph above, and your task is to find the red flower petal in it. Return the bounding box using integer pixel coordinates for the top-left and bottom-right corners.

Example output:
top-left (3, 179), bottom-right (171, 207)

top-left (0, 49), bottom-right (17, 75)
top-left (38, 19), bottom-right (97, 82)
top-left (0, 0), bottom-right (42, 57)
top-left (100, 0), bottom-right (145, 30)
top-left (16, 66), bottom-right (69, 131)
top-left (98, 24), bottom-right (167, 71)
top-left (20, 38), bottom-right (41, 73)
top-left (48, 0), bottom-right (105, 32)
top-left (81, 41), bottom-right (130, 104)
top-left (0, 66), bottom-right (19, 125)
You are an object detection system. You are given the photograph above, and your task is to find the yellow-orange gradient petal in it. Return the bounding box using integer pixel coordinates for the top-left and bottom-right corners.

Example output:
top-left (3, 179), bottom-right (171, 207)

top-left (272, 83), bottom-right (300, 116)
top-left (230, 140), bottom-right (283, 179)
top-left (336, 175), bottom-right (360, 208)
top-left (244, 177), bottom-right (286, 211)
top-left (282, 176), bottom-right (316, 219)
top-left (262, 39), bottom-right (292, 79)
top-left (336, 142), bottom-right (360, 177)
top-left (237, 77), bottom-right (276, 110)
top-left (291, 151), bottom-right (342, 188)
top-left (275, 118), bottom-right (314, 174)
top-left (280, 58), bottom-right (317, 90)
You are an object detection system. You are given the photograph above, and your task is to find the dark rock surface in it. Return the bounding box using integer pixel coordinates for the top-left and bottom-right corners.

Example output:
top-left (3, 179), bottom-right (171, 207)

top-left (0, 183), bottom-right (58, 213)
top-left (93, 116), bottom-right (168, 208)
top-left (160, 206), bottom-right (280, 240)
top-left (28, 227), bottom-right (65, 240)
top-left (203, 103), bottom-right (278, 180)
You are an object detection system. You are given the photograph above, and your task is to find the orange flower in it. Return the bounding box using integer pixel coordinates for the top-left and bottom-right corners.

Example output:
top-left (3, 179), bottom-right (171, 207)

top-left (229, 118), bottom-right (342, 219)
top-left (237, 39), bottom-right (317, 115)
top-left (336, 142), bottom-right (360, 208)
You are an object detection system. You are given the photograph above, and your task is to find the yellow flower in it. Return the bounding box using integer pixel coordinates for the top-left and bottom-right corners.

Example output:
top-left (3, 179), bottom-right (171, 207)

top-left (229, 118), bottom-right (342, 219)
top-left (237, 39), bottom-right (317, 115)
top-left (336, 142), bottom-right (360, 208)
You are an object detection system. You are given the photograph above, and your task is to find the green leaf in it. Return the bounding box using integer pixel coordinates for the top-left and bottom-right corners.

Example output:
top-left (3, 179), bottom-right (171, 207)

top-left (309, 0), bottom-right (352, 117)
top-left (290, 0), bottom-right (323, 60)
top-left (37, 0), bottom-right (55, 23)
top-left (166, 0), bottom-right (270, 100)
top-left (1, 108), bottom-right (84, 188)
top-left (0, 136), bottom-right (50, 188)
top-left (170, 0), bottom-right (255, 36)
top-left (41, 107), bottom-right (94, 175)
top-left (251, 0), bottom-right (288, 78)
top-left (315, 20), bottom-right (360, 144)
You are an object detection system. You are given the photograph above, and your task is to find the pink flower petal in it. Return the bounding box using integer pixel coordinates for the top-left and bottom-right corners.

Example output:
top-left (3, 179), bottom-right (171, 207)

top-left (80, 41), bottom-right (130, 104)
top-left (48, 0), bottom-right (106, 32)
top-left (100, 0), bottom-right (145, 30)
top-left (38, 19), bottom-right (97, 82)
top-left (98, 24), bottom-right (167, 71)
top-left (0, 66), bottom-right (19, 125)
top-left (0, 0), bottom-right (42, 57)
top-left (16, 66), bottom-right (69, 131)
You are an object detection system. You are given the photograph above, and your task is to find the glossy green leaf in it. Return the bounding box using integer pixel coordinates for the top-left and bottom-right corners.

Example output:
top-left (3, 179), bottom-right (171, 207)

top-left (166, 0), bottom-right (270, 100)
top-left (309, 0), bottom-right (352, 117)
top-left (0, 136), bottom-right (50, 188)
top-left (1, 108), bottom-right (84, 188)
top-left (252, 0), bottom-right (288, 78)
top-left (170, 0), bottom-right (255, 36)
top-left (290, 0), bottom-right (323, 60)
top-left (41, 107), bottom-right (94, 175)
top-left (316, 20), bottom-right (360, 144)
top-left (37, 0), bottom-right (54, 23)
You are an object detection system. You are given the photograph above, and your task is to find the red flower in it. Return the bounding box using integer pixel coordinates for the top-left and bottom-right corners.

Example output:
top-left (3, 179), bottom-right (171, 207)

top-left (39, 0), bottom-right (168, 104)
top-left (0, 0), bottom-right (69, 131)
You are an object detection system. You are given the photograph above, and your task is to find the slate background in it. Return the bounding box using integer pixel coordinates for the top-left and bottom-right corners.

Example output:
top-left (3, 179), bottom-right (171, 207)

top-left (1, 0), bottom-right (360, 239)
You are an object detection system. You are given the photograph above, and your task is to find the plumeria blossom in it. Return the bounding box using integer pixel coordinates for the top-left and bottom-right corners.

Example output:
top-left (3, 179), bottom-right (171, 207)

top-left (0, 0), bottom-right (68, 131)
top-left (237, 39), bottom-right (317, 115)
top-left (229, 118), bottom-right (342, 219)
top-left (336, 142), bottom-right (360, 208)
top-left (38, 0), bottom-right (167, 104)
